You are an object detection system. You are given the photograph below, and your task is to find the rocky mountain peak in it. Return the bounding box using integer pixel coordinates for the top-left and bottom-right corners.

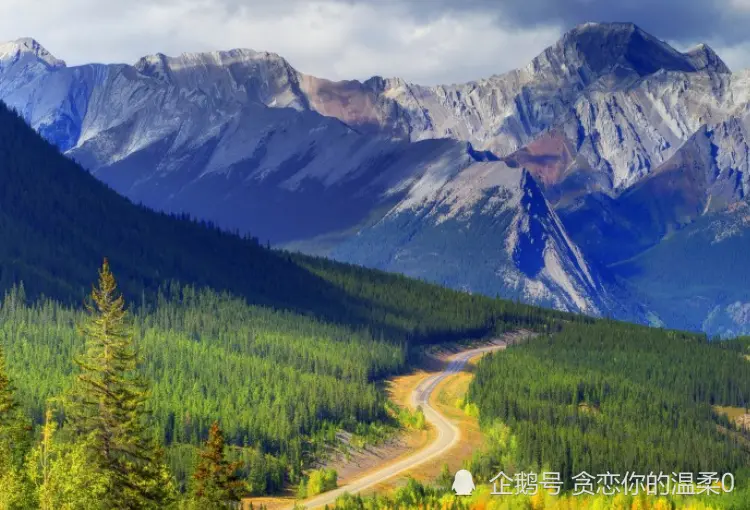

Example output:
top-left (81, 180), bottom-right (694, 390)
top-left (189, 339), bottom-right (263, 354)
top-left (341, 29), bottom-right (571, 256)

top-left (133, 52), bottom-right (171, 81)
top-left (0, 37), bottom-right (66, 69)
top-left (135, 47), bottom-right (290, 73)
top-left (685, 43), bottom-right (731, 73)
top-left (133, 47), bottom-right (307, 109)
top-left (553, 22), bottom-right (726, 77)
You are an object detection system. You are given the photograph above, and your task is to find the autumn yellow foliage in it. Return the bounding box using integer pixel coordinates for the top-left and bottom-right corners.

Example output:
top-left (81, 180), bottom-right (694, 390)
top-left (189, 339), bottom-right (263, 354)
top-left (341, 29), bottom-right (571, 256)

top-left (448, 487), bottom-right (723, 510)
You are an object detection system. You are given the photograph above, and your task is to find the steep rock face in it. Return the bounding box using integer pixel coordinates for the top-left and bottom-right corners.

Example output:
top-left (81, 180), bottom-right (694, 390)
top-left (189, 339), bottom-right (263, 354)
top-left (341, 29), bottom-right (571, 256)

top-left (367, 23), bottom-right (731, 152)
top-left (290, 23), bottom-right (740, 208)
top-left (493, 67), bottom-right (739, 205)
top-left (305, 24), bottom-right (737, 201)
top-left (552, 102), bottom-right (750, 336)
top-left (131, 48), bottom-right (315, 113)
top-left (296, 75), bottom-right (414, 137)
top-left (0, 37), bottom-right (65, 77)
top-left (0, 44), bottom-right (317, 154)
top-left (685, 44), bottom-right (732, 74)
top-left (558, 106), bottom-right (750, 266)
top-left (332, 162), bottom-right (611, 314)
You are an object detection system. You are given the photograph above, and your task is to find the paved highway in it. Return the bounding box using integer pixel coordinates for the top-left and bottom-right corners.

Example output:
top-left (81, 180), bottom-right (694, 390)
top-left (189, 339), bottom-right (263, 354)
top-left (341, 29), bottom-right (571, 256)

top-left (296, 341), bottom-right (507, 509)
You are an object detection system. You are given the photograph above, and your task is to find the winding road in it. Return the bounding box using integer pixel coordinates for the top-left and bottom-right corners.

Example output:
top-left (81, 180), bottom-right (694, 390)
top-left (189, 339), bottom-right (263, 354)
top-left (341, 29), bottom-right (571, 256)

top-left (295, 341), bottom-right (508, 509)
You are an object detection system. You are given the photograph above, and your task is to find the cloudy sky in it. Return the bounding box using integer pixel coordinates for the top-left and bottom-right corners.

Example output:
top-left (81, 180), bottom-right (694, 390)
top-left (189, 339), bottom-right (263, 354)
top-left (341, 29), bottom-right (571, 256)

top-left (3, 0), bottom-right (750, 84)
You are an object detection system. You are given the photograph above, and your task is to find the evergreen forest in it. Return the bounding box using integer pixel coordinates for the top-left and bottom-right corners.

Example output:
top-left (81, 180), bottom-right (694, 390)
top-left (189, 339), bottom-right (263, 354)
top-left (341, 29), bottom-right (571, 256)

top-left (466, 322), bottom-right (750, 488)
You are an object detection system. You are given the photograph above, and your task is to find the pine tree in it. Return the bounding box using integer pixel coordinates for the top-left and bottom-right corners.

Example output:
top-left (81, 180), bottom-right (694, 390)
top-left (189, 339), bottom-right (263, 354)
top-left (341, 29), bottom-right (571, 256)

top-left (65, 259), bottom-right (175, 509)
top-left (190, 421), bottom-right (245, 508)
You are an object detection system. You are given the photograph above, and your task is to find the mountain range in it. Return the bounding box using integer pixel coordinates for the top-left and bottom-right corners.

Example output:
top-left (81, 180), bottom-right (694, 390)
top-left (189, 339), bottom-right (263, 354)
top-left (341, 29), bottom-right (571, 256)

top-left (3, 22), bottom-right (750, 335)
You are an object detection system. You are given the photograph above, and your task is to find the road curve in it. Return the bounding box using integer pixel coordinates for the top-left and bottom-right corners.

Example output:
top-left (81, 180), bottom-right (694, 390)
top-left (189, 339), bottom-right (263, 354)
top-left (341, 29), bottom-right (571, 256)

top-left (295, 341), bottom-right (507, 509)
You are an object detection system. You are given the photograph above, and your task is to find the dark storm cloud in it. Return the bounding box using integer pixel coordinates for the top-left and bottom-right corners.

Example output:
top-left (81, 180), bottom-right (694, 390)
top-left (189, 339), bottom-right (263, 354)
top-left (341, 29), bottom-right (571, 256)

top-left (330, 0), bottom-right (748, 45)
top-left (494, 0), bottom-right (748, 45)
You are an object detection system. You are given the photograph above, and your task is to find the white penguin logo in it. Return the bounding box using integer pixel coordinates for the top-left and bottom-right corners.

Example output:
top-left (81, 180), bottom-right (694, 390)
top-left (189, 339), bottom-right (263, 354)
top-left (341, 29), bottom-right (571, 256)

top-left (452, 469), bottom-right (475, 496)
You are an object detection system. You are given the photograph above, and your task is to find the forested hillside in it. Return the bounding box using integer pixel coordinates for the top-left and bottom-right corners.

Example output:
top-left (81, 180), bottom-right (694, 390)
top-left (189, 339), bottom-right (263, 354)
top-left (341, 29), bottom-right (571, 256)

top-left (467, 322), bottom-right (750, 487)
top-left (324, 324), bottom-right (750, 509)
top-left (611, 204), bottom-right (750, 336)
top-left (0, 269), bottom-right (574, 498)
top-left (0, 100), bottom-right (573, 348)
top-left (1, 283), bottom-right (401, 490)
top-left (0, 256), bottom-right (580, 507)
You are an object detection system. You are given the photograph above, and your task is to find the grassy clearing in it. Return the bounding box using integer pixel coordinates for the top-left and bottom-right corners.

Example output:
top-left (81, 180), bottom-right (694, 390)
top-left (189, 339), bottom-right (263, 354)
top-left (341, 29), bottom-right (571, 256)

top-left (714, 405), bottom-right (748, 422)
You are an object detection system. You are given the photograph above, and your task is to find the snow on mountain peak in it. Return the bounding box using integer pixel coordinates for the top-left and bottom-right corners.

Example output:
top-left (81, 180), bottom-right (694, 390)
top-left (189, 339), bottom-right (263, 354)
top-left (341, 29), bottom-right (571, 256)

top-left (0, 38), bottom-right (65, 69)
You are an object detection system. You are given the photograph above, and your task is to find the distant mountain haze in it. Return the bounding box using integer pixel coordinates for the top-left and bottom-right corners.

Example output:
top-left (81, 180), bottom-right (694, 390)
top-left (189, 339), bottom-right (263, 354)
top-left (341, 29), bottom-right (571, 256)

top-left (3, 22), bottom-right (750, 335)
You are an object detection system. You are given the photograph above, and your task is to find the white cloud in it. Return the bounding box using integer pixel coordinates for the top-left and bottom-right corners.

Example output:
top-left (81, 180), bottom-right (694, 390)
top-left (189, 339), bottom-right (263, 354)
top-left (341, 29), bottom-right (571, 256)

top-left (708, 43), bottom-right (750, 72)
top-left (0, 0), bottom-right (562, 84)
top-left (671, 37), bottom-right (750, 73)
top-left (727, 0), bottom-right (750, 11)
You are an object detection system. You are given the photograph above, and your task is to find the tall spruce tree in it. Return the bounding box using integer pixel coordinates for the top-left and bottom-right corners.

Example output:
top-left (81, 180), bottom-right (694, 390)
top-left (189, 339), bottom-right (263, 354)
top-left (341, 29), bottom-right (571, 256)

top-left (66, 259), bottom-right (175, 508)
top-left (190, 421), bottom-right (245, 509)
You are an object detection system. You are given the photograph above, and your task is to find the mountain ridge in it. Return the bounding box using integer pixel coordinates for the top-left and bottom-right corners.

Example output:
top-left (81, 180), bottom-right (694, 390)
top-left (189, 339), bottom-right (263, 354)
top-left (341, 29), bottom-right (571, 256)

top-left (2, 23), bottom-right (749, 334)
